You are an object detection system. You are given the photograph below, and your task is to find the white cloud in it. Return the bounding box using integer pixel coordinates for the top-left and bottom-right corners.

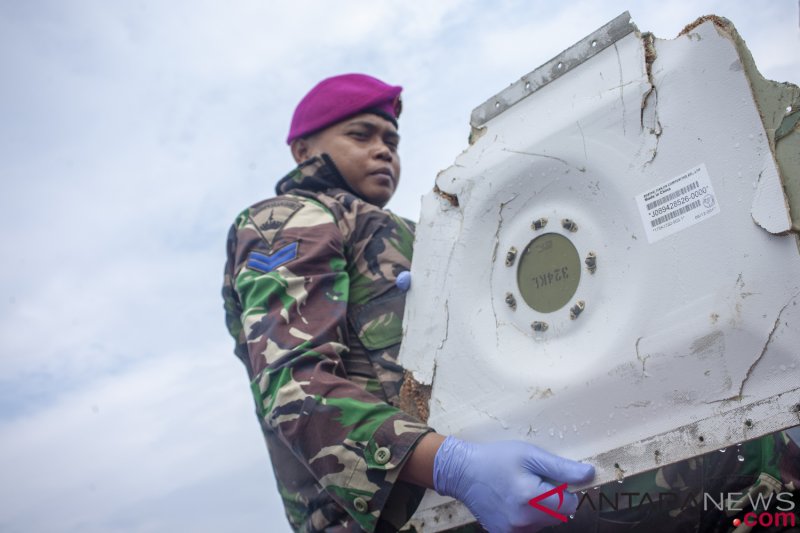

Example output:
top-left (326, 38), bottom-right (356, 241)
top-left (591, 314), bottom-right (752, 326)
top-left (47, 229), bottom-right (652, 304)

top-left (0, 346), bottom-right (283, 532)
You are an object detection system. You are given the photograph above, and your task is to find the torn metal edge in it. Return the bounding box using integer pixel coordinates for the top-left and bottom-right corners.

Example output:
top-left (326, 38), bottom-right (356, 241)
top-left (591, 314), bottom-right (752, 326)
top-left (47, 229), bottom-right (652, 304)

top-left (399, 370), bottom-right (432, 423)
top-left (470, 11), bottom-right (636, 128)
top-left (433, 184), bottom-right (459, 207)
top-left (408, 496), bottom-right (476, 533)
top-left (580, 386), bottom-right (800, 490)
top-left (684, 15), bottom-right (800, 236)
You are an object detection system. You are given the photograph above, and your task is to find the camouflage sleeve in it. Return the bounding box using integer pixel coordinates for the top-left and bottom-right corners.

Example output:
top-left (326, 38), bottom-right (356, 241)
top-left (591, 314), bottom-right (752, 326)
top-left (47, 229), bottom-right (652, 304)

top-left (223, 196), bottom-right (431, 532)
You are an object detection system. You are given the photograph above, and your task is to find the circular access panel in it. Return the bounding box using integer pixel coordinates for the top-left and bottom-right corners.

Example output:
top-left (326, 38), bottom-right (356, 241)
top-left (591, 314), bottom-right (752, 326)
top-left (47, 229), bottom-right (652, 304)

top-left (516, 233), bottom-right (581, 313)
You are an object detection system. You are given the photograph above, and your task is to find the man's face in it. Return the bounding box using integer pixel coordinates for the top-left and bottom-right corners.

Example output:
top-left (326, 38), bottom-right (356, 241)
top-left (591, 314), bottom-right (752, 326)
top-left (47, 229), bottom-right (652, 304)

top-left (293, 113), bottom-right (401, 207)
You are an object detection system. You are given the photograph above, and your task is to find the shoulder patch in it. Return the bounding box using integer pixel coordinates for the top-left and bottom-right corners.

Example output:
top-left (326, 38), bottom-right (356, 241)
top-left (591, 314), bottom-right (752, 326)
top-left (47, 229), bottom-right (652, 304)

top-left (250, 198), bottom-right (304, 248)
top-left (247, 241), bottom-right (299, 274)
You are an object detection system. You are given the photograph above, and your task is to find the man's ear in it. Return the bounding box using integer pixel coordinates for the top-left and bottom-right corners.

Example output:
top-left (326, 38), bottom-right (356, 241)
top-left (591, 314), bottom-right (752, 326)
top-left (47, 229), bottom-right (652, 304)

top-left (290, 138), bottom-right (311, 164)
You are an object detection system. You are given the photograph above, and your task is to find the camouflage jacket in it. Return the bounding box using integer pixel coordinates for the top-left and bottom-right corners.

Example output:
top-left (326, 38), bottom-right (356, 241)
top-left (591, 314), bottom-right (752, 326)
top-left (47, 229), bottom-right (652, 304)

top-left (222, 155), bottom-right (432, 533)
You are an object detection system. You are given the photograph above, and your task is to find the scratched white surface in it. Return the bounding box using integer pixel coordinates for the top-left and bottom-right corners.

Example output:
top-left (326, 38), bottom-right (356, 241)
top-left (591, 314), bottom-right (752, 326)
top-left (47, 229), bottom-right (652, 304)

top-left (401, 20), bottom-right (800, 529)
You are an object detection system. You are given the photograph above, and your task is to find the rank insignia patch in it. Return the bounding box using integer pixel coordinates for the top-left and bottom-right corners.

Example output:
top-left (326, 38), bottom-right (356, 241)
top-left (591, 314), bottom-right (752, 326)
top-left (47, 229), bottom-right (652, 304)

top-left (247, 242), bottom-right (299, 273)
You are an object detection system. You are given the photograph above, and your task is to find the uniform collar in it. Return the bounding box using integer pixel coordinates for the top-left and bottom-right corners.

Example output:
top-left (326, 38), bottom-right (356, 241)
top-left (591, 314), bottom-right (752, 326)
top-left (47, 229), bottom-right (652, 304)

top-left (274, 154), bottom-right (358, 198)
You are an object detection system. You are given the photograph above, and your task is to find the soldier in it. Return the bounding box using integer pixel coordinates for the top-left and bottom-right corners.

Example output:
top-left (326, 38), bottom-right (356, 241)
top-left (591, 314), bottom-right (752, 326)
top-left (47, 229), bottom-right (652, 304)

top-left (222, 73), bottom-right (595, 533)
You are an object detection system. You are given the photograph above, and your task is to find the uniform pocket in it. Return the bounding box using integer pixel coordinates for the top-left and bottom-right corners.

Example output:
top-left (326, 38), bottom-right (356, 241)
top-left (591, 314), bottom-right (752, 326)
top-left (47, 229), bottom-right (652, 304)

top-left (349, 289), bottom-right (406, 351)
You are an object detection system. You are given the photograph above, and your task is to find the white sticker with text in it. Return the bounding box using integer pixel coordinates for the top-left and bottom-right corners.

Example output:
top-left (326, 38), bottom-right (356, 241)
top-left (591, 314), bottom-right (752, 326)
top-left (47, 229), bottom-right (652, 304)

top-left (635, 164), bottom-right (720, 243)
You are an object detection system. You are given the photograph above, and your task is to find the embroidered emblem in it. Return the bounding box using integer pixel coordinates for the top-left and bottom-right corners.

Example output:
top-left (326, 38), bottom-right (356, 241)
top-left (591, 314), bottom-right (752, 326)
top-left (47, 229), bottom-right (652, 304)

top-left (260, 210), bottom-right (283, 232)
top-left (247, 242), bottom-right (299, 273)
top-left (250, 198), bottom-right (303, 247)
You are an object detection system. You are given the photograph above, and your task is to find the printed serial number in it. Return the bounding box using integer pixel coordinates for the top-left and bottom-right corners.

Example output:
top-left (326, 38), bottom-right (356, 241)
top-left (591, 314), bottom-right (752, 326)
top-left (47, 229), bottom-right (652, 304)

top-left (650, 187), bottom-right (708, 217)
top-left (650, 200), bottom-right (702, 227)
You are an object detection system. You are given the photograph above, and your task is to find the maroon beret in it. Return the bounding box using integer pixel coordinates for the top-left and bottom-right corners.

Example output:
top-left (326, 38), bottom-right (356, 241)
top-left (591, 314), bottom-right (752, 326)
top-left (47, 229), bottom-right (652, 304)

top-left (286, 73), bottom-right (402, 144)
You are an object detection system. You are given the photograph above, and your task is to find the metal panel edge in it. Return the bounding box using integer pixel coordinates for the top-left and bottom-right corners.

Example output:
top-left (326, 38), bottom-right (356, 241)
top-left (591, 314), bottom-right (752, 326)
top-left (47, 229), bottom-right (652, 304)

top-left (470, 11), bottom-right (636, 128)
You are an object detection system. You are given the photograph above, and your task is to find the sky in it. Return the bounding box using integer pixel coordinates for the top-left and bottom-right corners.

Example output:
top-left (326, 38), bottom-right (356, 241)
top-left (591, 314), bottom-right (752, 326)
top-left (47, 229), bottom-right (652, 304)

top-left (0, 1), bottom-right (798, 532)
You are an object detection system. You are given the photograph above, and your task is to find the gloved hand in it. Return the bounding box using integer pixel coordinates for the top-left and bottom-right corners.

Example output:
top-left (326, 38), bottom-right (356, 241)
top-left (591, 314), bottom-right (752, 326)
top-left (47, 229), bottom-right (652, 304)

top-left (433, 436), bottom-right (594, 533)
top-left (396, 270), bottom-right (411, 292)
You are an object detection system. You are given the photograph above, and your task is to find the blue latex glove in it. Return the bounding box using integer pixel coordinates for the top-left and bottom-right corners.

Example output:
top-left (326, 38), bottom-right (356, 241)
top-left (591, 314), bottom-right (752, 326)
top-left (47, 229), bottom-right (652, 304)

top-left (433, 436), bottom-right (595, 532)
top-left (396, 270), bottom-right (411, 292)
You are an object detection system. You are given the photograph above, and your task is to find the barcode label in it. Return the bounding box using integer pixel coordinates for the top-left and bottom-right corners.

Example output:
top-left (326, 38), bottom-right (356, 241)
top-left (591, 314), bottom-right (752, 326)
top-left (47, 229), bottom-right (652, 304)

top-left (635, 164), bottom-right (720, 243)
top-left (646, 181), bottom-right (699, 211)
top-left (650, 200), bottom-right (702, 227)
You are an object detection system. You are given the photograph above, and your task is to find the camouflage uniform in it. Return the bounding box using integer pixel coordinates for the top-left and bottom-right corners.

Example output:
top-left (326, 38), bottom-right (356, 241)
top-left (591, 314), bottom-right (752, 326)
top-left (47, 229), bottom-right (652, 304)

top-left (223, 155), bottom-right (432, 533)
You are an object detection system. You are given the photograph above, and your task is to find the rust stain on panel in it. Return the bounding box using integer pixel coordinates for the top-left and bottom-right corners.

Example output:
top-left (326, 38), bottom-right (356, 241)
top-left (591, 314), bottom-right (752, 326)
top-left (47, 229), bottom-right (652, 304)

top-left (399, 370), bottom-right (432, 423)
